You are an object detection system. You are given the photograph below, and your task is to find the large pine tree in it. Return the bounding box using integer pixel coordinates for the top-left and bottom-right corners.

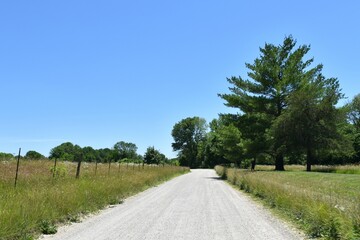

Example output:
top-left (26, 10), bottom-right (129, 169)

top-left (219, 36), bottom-right (323, 170)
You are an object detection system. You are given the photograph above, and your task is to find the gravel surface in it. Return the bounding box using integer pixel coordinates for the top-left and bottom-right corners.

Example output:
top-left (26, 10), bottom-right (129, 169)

top-left (41, 169), bottom-right (304, 240)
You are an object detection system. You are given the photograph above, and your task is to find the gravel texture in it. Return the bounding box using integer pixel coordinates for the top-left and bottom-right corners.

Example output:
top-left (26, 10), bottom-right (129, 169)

top-left (41, 169), bottom-right (304, 240)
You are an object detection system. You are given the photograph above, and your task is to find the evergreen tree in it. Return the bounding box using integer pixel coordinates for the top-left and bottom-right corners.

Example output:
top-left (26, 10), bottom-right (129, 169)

top-left (219, 36), bottom-right (323, 170)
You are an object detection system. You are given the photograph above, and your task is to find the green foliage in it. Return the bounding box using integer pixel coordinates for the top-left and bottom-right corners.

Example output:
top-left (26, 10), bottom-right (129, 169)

top-left (214, 35), bottom-right (358, 170)
top-left (208, 118), bottom-right (244, 165)
top-left (218, 36), bottom-right (338, 170)
top-left (49, 142), bottom-right (78, 161)
top-left (25, 150), bottom-right (45, 160)
top-left (347, 94), bottom-right (360, 129)
top-left (143, 146), bottom-right (166, 165)
top-left (169, 158), bottom-right (180, 166)
top-left (196, 121), bottom-right (228, 168)
top-left (345, 94), bottom-right (360, 162)
top-left (97, 148), bottom-right (115, 163)
top-left (171, 116), bottom-right (207, 168)
top-left (49, 142), bottom-right (134, 164)
top-left (0, 152), bottom-right (14, 160)
top-left (82, 146), bottom-right (97, 162)
top-left (39, 220), bottom-right (57, 234)
top-left (50, 164), bottom-right (67, 178)
top-left (113, 141), bottom-right (138, 161)
top-left (272, 76), bottom-right (348, 171)
top-left (67, 214), bottom-right (81, 223)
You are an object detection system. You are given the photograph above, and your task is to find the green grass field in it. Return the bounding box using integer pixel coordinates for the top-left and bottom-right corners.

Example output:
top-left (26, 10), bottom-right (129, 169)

top-left (216, 165), bottom-right (360, 239)
top-left (0, 160), bottom-right (189, 240)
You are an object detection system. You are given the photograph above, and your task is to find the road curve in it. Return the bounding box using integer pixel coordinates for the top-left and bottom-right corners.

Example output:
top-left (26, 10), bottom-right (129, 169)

top-left (42, 169), bottom-right (303, 240)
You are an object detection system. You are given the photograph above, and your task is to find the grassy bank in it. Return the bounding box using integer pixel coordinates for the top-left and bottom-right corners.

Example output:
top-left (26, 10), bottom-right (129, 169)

top-left (215, 165), bottom-right (360, 239)
top-left (0, 160), bottom-right (189, 239)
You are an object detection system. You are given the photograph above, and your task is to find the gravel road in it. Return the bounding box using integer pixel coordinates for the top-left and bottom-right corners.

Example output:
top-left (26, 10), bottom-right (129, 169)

top-left (42, 169), bottom-right (304, 240)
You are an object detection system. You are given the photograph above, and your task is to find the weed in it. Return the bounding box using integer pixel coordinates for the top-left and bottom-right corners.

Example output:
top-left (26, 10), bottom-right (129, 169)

top-left (68, 214), bottom-right (81, 223)
top-left (327, 217), bottom-right (341, 240)
top-left (50, 164), bottom-right (67, 178)
top-left (108, 198), bottom-right (124, 205)
top-left (353, 219), bottom-right (360, 239)
top-left (39, 220), bottom-right (57, 235)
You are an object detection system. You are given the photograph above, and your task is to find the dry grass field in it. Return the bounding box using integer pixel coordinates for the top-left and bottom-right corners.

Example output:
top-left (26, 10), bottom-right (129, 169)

top-left (0, 160), bottom-right (189, 239)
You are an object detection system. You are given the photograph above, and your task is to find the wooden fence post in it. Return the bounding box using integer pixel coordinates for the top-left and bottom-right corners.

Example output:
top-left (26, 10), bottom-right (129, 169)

top-left (76, 160), bottom-right (81, 179)
top-left (52, 158), bottom-right (58, 178)
top-left (75, 153), bottom-right (83, 179)
top-left (14, 148), bottom-right (21, 187)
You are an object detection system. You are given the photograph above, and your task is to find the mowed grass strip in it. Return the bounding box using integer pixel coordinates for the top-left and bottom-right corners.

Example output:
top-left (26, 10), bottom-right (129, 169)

top-left (0, 160), bottom-right (189, 240)
top-left (216, 166), bottom-right (360, 239)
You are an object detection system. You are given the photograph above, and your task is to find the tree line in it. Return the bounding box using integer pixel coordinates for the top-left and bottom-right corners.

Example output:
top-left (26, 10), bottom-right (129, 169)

top-left (171, 36), bottom-right (360, 171)
top-left (1, 141), bottom-right (174, 166)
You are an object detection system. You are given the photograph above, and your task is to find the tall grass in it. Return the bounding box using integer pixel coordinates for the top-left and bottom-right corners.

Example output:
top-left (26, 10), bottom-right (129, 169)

top-left (215, 165), bottom-right (360, 239)
top-left (0, 160), bottom-right (189, 239)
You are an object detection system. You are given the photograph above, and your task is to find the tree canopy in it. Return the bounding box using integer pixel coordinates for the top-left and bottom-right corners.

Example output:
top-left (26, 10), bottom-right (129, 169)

top-left (271, 77), bottom-right (347, 170)
top-left (49, 140), bottom-right (143, 164)
top-left (169, 36), bottom-right (359, 170)
top-left (143, 146), bottom-right (167, 165)
top-left (348, 94), bottom-right (360, 129)
top-left (218, 35), bottom-right (345, 170)
top-left (24, 150), bottom-right (45, 160)
top-left (113, 141), bottom-right (138, 161)
top-left (171, 117), bottom-right (207, 168)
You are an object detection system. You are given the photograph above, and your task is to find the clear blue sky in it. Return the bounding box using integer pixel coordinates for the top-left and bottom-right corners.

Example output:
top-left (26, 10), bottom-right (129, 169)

top-left (1, 1), bottom-right (359, 158)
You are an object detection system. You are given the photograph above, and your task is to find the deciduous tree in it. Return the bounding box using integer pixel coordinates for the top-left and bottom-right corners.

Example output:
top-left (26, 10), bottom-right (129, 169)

top-left (272, 77), bottom-right (347, 171)
top-left (171, 117), bottom-right (207, 168)
top-left (25, 150), bottom-right (45, 160)
top-left (113, 141), bottom-right (138, 160)
top-left (144, 146), bottom-right (166, 165)
top-left (49, 142), bottom-right (77, 161)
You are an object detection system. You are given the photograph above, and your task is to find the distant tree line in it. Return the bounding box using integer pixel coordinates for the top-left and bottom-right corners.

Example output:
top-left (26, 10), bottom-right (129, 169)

top-left (48, 141), bottom-right (171, 165)
top-left (171, 36), bottom-right (360, 171)
top-left (1, 141), bottom-right (174, 166)
top-left (0, 151), bottom-right (46, 160)
top-left (0, 152), bottom-right (17, 160)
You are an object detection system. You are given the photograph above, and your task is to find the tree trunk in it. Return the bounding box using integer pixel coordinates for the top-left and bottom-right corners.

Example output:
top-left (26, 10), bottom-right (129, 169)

top-left (275, 153), bottom-right (285, 171)
top-left (306, 147), bottom-right (313, 172)
top-left (251, 156), bottom-right (256, 171)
